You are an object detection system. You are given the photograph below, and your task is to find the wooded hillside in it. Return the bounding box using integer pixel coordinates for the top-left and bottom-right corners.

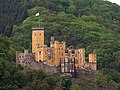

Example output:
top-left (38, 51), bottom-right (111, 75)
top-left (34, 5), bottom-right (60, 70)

top-left (0, 0), bottom-right (120, 89)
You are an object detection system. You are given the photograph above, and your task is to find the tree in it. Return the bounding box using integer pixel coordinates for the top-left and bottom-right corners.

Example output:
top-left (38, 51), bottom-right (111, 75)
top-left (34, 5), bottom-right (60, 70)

top-left (61, 74), bottom-right (72, 90)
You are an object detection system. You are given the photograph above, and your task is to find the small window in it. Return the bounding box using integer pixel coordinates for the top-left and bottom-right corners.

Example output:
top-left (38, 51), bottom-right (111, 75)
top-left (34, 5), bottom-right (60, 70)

top-left (40, 33), bottom-right (41, 35)
top-left (39, 51), bottom-right (41, 55)
top-left (35, 34), bottom-right (36, 36)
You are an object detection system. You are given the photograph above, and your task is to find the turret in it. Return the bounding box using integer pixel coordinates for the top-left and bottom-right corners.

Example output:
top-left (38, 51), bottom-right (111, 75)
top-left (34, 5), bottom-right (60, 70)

top-left (32, 27), bottom-right (44, 61)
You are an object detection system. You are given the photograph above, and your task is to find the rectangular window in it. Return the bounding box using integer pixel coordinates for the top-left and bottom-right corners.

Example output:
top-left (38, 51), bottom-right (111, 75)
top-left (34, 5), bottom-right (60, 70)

top-left (39, 51), bottom-right (41, 55)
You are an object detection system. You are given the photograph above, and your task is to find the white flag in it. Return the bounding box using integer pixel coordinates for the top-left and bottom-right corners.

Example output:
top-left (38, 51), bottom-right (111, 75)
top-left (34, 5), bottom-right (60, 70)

top-left (35, 12), bottom-right (39, 16)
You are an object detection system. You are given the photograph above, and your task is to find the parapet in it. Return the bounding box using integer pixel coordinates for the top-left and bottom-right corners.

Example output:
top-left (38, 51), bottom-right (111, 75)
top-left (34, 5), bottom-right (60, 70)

top-left (54, 41), bottom-right (66, 44)
top-left (78, 48), bottom-right (85, 52)
top-left (32, 27), bottom-right (44, 31)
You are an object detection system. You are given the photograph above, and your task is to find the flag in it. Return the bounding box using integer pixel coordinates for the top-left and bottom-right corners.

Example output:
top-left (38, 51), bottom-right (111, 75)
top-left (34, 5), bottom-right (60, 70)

top-left (35, 12), bottom-right (39, 16)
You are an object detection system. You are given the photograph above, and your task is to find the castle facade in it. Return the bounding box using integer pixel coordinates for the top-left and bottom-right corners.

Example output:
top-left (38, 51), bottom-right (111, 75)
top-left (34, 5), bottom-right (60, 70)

top-left (16, 27), bottom-right (97, 74)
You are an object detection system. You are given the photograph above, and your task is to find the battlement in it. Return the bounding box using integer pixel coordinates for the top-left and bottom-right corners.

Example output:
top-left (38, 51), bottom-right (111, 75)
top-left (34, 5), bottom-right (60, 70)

top-left (54, 41), bottom-right (66, 44)
top-left (32, 27), bottom-right (44, 31)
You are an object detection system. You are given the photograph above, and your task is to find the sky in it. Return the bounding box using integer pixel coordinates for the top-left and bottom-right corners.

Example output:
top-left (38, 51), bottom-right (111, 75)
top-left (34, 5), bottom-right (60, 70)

top-left (107, 0), bottom-right (120, 5)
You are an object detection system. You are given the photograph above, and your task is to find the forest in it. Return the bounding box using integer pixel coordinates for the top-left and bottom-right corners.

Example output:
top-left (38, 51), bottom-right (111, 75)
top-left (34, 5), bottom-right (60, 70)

top-left (0, 0), bottom-right (120, 89)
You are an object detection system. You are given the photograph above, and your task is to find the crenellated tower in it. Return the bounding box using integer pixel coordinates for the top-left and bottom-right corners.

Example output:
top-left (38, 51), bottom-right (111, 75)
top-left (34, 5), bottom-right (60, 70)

top-left (32, 27), bottom-right (44, 61)
top-left (50, 37), bottom-right (66, 66)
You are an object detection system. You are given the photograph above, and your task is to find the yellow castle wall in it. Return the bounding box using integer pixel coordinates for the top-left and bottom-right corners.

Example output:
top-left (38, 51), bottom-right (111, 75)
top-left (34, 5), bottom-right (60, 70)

top-left (37, 46), bottom-right (54, 65)
top-left (32, 28), bottom-right (44, 61)
top-left (52, 41), bottom-right (66, 66)
top-left (37, 46), bottom-right (48, 62)
top-left (31, 27), bottom-right (97, 68)
top-left (67, 48), bottom-right (85, 68)
top-left (46, 48), bottom-right (55, 66)
top-left (77, 48), bottom-right (85, 67)
top-left (89, 54), bottom-right (97, 63)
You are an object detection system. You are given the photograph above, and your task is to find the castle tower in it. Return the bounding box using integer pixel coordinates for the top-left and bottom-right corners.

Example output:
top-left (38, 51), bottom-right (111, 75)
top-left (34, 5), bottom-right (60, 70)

top-left (89, 54), bottom-right (97, 63)
top-left (78, 48), bottom-right (85, 66)
top-left (32, 27), bottom-right (44, 60)
top-left (52, 41), bottom-right (66, 66)
top-left (74, 48), bottom-right (85, 67)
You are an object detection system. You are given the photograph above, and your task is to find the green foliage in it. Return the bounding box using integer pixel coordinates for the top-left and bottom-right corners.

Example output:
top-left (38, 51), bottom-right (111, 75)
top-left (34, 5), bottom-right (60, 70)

top-left (61, 74), bottom-right (72, 90)
top-left (0, 35), bottom-right (15, 61)
top-left (1, 0), bottom-right (120, 89)
top-left (70, 84), bottom-right (80, 90)
top-left (31, 80), bottom-right (49, 90)
top-left (0, 0), bottom-right (28, 36)
top-left (94, 69), bottom-right (120, 90)
top-left (70, 84), bottom-right (88, 90)
top-left (44, 75), bottom-right (59, 90)
top-left (0, 60), bottom-right (59, 90)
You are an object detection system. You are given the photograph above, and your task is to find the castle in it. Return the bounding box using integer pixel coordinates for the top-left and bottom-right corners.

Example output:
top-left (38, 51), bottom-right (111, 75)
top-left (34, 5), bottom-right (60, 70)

top-left (16, 27), bottom-right (97, 74)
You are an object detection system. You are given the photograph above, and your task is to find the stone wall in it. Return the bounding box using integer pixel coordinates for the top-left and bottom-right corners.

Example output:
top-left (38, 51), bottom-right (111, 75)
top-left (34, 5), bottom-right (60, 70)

top-left (16, 50), bottom-right (57, 74)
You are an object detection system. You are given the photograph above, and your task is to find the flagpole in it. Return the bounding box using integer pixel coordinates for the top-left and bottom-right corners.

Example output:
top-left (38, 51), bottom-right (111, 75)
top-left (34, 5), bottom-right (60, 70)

top-left (39, 14), bottom-right (40, 28)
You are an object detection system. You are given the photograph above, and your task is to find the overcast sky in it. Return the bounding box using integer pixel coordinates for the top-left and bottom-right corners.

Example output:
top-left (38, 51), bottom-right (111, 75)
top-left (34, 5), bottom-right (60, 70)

top-left (107, 0), bottom-right (120, 5)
